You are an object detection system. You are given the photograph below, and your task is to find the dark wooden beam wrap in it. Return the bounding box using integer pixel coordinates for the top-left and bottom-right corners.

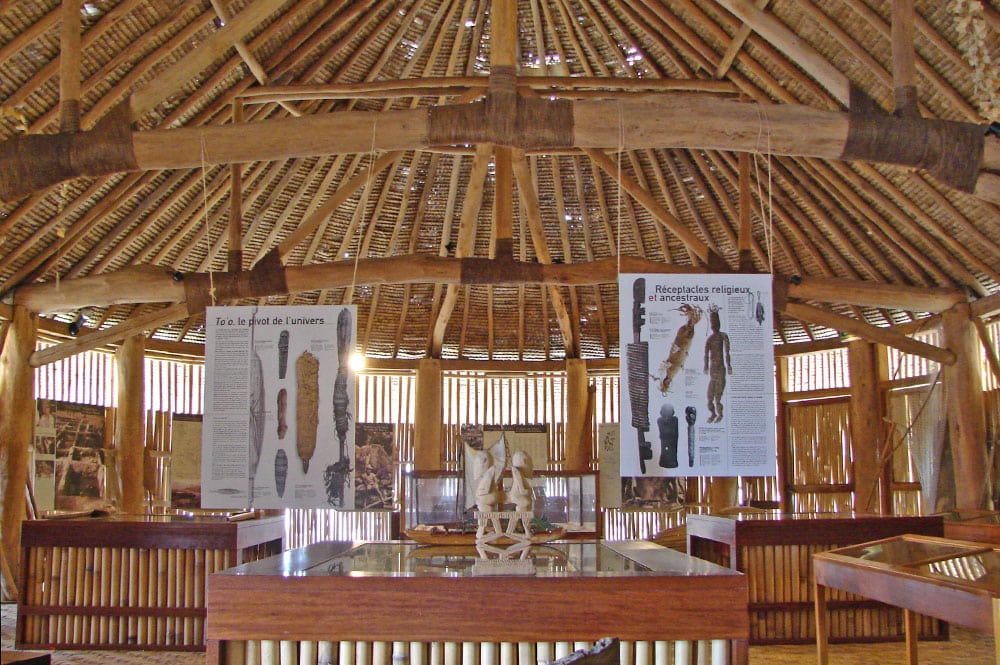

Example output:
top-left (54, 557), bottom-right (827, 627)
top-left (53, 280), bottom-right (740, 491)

top-left (427, 100), bottom-right (491, 146)
top-left (459, 255), bottom-right (544, 284)
top-left (0, 100), bottom-right (137, 201)
top-left (183, 248), bottom-right (288, 313)
top-left (428, 94), bottom-right (573, 149)
top-left (842, 85), bottom-right (983, 193)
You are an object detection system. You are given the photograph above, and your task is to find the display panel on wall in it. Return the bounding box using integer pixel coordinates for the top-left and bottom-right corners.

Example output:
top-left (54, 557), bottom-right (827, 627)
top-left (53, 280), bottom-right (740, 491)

top-left (619, 273), bottom-right (777, 478)
top-left (201, 305), bottom-right (357, 509)
top-left (33, 399), bottom-right (109, 512)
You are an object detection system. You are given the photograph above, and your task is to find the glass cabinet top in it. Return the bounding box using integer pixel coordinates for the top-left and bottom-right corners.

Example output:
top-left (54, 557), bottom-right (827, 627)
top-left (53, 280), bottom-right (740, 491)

top-left (226, 540), bottom-right (740, 579)
top-left (832, 537), bottom-right (983, 566)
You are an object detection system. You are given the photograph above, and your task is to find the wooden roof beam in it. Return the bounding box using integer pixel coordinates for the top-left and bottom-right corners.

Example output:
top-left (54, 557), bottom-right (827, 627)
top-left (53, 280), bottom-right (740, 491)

top-left (512, 150), bottom-right (578, 357)
top-left (429, 145), bottom-right (492, 357)
top-left (781, 301), bottom-right (955, 365)
top-left (781, 275), bottom-right (965, 313)
top-left (583, 147), bottom-right (722, 268)
top-left (1, 94), bottom-right (995, 203)
top-left (716, 0), bottom-right (771, 79)
top-left (715, 0), bottom-right (850, 107)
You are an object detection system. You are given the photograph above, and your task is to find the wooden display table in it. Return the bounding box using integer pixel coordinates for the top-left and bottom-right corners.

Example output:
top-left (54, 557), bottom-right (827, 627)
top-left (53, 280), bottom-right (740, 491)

top-left (17, 512), bottom-right (284, 651)
top-left (686, 511), bottom-right (945, 645)
top-left (944, 509), bottom-right (1000, 544)
top-left (814, 534), bottom-right (1000, 664)
top-left (206, 540), bottom-right (749, 665)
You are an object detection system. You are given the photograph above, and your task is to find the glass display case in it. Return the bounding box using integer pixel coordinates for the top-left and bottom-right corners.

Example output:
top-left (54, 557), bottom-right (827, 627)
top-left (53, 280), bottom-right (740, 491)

top-left (685, 511), bottom-right (945, 645)
top-left (814, 534), bottom-right (1000, 665)
top-left (402, 469), bottom-right (598, 538)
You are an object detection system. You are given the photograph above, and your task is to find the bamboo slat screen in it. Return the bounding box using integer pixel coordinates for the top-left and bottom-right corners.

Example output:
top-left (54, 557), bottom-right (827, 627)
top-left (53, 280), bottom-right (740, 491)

top-left (784, 398), bottom-right (854, 513)
top-left (885, 328), bottom-right (942, 382)
top-left (34, 343), bottom-right (205, 415)
top-left (783, 347), bottom-right (850, 392)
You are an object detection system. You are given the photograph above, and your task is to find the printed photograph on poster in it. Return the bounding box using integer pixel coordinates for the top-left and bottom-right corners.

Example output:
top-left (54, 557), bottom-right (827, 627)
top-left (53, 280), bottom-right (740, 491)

top-left (619, 273), bottom-right (776, 478)
top-left (201, 305), bottom-right (357, 509)
top-left (49, 401), bottom-right (109, 511)
top-left (170, 414), bottom-right (203, 509)
top-left (354, 423), bottom-right (395, 510)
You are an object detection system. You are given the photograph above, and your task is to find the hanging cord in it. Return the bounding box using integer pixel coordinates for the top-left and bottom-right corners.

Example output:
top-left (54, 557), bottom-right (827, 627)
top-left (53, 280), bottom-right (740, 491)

top-left (201, 132), bottom-right (216, 306)
top-left (752, 105), bottom-right (774, 275)
top-left (616, 101), bottom-right (624, 274)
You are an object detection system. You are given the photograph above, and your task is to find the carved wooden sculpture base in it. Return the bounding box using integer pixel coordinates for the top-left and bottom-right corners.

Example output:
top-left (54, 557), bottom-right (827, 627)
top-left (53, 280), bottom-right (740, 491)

top-left (474, 510), bottom-right (534, 569)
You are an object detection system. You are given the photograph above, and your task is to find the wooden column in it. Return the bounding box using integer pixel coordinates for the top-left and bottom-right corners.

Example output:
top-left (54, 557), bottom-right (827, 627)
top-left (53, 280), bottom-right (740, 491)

top-left (708, 477), bottom-right (739, 511)
top-left (413, 358), bottom-right (442, 472)
top-left (0, 305), bottom-right (37, 590)
top-left (848, 340), bottom-right (885, 514)
top-left (775, 356), bottom-right (792, 512)
top-left (115, 335), bottom-right (146, 514)
top-left (941, 303), bottom-right (989, 509)
top-left (564, 359), bottom-right (590, 471)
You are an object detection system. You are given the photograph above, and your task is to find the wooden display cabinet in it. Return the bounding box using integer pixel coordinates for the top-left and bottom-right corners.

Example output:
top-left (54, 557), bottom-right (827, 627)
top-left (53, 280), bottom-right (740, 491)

top-left (943, 509), bottom-right (1000, 544)
top-left (206, 539), bottom-right (749, 665)
top-left (17, 512), bottom-right (284, 651)
top-left (814, 534), bottom-right (1000, 664)
top-left (686, 511), bottom-right (945, 645)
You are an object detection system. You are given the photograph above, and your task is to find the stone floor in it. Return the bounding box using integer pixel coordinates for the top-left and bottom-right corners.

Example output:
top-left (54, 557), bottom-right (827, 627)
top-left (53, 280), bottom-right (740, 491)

top-left (2, 602), bottom-right (995, 664)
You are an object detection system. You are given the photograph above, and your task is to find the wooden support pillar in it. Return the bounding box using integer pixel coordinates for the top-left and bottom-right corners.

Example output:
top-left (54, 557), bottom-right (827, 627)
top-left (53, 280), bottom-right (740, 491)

top-left (848, 340), bottom-right (885, 514)
top-left (708, 477), bottom-right (739, 511)
top-left (116, 334), bottom-right (146, 514)
top-left (564, 359), bottom-right (590, 471)
top-left (941, 303), bottom-right (989, 509)
top-left (775, 356), bottom-right (792, 512)
top-left (0, 305), bottom-right (37, 591)
top-left (413, 358), bottom-right (443, 472)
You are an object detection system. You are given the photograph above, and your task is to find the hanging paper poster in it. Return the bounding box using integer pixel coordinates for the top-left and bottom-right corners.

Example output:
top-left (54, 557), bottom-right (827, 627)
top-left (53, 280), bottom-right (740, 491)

top-left (201, 305), bottom-right (357, 509)
top-left (619, 273), bottom-right (776, 478)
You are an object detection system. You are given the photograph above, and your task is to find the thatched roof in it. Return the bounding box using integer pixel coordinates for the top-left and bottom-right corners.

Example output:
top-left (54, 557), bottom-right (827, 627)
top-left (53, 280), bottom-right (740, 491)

top-left (1, 0), bottom-right (999, 361)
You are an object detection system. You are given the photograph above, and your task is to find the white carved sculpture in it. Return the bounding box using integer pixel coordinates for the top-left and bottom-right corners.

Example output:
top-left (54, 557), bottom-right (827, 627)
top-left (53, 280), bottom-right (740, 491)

top-left (508, 449), bottom-right (534, 513)
top-left (473, 449), bottom-right (503, 513)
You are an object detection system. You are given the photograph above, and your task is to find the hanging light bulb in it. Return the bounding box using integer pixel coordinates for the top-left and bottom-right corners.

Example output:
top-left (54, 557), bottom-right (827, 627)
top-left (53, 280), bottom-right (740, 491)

top-left (349, 351), bottom-right (366, 373)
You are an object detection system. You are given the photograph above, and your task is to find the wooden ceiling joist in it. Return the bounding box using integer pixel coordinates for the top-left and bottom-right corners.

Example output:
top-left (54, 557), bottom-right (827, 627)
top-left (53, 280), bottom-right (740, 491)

top-left (1, 92), bottom-right (996, 203)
